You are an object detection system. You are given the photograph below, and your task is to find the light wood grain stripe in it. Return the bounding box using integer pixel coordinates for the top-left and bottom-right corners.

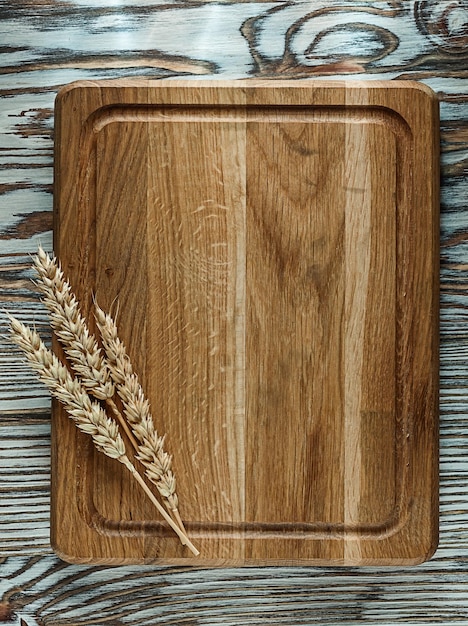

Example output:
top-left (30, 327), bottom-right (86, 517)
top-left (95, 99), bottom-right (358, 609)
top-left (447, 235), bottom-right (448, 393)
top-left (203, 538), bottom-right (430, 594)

top-left (343, 115), bottom-right (371, 561)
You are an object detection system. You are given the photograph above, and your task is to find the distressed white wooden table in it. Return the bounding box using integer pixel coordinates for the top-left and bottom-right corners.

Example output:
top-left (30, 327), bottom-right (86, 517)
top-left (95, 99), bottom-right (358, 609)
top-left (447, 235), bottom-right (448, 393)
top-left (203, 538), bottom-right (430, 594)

top-left (0, 1), bottom-right (467, 624)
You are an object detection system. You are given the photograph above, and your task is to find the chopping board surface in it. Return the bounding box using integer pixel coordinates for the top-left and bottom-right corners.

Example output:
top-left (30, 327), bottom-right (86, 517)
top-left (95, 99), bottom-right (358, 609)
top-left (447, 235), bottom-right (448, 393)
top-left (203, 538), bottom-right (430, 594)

top-left (52, 79), bottom-right (439, 565)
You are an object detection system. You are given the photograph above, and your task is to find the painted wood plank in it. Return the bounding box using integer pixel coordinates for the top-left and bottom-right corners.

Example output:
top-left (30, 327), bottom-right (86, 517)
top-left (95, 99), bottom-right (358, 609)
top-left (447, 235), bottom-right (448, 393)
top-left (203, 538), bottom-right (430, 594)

top-left (0, 0), bottom-right (467, 622)
top-left (1, 553), bottom-right (468, 625)
top-left (0, 420), bottom-right (50, 555)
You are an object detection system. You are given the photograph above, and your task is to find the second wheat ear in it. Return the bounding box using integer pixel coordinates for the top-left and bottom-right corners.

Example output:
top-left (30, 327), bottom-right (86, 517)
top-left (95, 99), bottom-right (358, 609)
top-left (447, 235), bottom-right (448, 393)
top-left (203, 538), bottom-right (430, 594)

top-left (94, 302), bottom-right (187, 536)
top-left (10, 246), bottom-right (198, 556)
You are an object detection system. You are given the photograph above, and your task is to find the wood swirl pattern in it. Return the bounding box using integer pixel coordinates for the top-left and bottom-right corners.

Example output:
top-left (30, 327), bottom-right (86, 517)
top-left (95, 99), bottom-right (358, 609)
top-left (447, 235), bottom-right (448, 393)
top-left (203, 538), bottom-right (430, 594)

top-left (0, 0), bottom-right (467, 623)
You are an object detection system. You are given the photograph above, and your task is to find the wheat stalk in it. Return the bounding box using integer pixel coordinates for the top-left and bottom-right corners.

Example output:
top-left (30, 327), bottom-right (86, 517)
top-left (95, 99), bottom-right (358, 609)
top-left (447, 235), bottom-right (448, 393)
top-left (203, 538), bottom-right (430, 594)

top-left (94, 303), bottom-right (185, 533)
top-left (32, 246), bottom-right (138, 451)
top-left (33, 248), bottom-right (184, 530)
top-left (23, 246), bottom-right (196, 552)
top-left (8, 315), bottom-right (199, 556)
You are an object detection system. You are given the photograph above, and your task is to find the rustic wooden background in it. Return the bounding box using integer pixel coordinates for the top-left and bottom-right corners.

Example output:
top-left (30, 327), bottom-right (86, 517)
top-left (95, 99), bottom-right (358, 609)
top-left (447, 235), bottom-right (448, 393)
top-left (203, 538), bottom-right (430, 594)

top-left (0, 0), bottom-right (467, 624)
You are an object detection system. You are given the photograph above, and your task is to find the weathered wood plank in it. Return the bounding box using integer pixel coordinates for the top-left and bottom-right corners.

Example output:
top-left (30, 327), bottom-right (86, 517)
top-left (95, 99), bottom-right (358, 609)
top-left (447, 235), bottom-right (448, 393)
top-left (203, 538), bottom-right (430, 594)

top-left (0, 419), bottom-right (50, 555)
top-left (1, 553), bottom-right (468, 625)
top-left (0, 0), bottom-right (467, 622)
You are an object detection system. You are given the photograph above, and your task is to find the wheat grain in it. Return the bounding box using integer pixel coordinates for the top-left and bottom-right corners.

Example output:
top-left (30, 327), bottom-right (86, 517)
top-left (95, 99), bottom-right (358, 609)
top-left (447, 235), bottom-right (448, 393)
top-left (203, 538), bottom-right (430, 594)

top-left (94, 303), bottom-right (181, 516)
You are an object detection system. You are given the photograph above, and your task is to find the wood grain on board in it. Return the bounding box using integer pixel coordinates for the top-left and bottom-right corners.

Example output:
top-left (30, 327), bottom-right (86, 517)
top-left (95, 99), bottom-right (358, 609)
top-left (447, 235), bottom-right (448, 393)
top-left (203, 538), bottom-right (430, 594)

top-left (52, 79), bottom-right (439, 565)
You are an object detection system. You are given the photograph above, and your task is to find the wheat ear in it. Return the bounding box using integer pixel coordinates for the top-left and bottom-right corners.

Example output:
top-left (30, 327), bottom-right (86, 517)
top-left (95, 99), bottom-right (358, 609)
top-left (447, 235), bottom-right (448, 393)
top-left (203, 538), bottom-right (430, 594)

top-left (8, 315), bottom-right (126, 459)
top-left (8, 316), bottom-right (198, 556)
top-left (94, 303), bottom-right (185, 531)
top-left (33, 246), bottom-right (113, 399)
top-left (32, 246), bottom-right (138, 450)
top-left (33, 248), bottom-right (191, 544)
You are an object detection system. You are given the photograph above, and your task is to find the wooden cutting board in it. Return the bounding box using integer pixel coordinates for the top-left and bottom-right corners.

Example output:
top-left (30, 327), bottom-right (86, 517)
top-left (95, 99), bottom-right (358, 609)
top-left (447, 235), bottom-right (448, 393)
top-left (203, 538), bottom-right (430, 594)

top-left (52, 79), bottom-right (439, 565)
